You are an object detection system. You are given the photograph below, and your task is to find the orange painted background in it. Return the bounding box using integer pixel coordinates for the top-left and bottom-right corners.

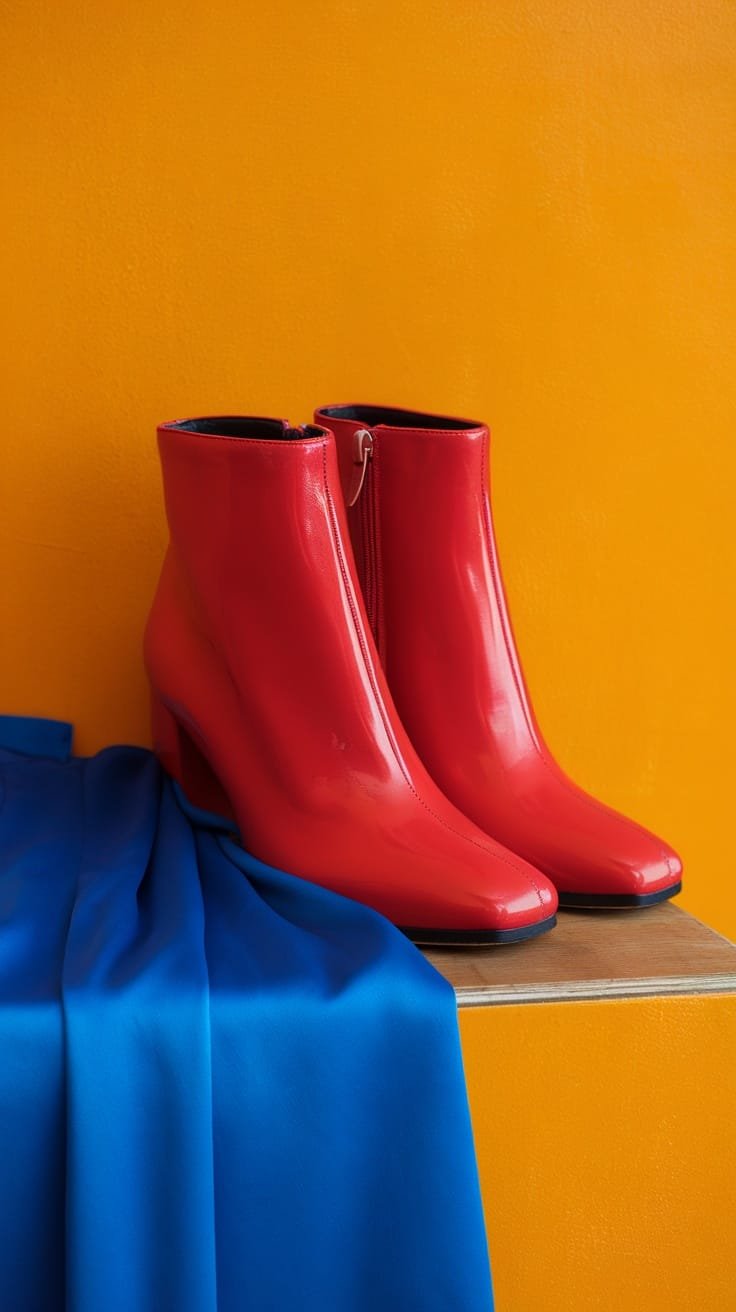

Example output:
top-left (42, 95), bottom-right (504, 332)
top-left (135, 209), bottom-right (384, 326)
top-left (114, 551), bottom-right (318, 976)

top-left (1, 1), bottom-right (735, 940)
top-left (460, 994), bottom-right (736, 1311)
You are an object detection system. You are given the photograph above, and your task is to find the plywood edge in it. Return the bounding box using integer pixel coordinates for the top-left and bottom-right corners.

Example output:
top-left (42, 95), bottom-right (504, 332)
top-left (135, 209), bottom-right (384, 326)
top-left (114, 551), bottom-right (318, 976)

top-left (423, 904), bottom-right (736, 1006)
top-left (453, 971), bottom-right (736, 1008)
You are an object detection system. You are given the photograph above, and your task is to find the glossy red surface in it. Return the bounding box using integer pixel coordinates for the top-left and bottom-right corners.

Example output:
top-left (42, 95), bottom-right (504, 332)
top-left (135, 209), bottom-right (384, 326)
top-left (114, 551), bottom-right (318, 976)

top-left (316, 404), bottom-right (682, 904)
top-left (144, 416), bottom-right (557, 936)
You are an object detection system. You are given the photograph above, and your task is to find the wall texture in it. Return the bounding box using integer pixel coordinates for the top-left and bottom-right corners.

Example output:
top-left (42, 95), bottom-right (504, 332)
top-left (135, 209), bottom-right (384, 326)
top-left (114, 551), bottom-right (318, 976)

top-left (461, 994), bottom-right (736, 1310)
top-left (1, 1), bottom-right (734, 939)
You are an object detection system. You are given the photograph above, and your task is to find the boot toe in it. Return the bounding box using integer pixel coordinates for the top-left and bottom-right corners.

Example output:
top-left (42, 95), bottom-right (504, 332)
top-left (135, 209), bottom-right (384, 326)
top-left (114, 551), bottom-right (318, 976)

top-left (403, 859), bottom-right (557, 945)
top-left (480, 861), bottom-right (558, 931)
top-left (631, 843), bottom-right (682, 896)
top-left (517, 775), bottom-right (683, 905)
top-left (555, 830), bottom-right (683, 907)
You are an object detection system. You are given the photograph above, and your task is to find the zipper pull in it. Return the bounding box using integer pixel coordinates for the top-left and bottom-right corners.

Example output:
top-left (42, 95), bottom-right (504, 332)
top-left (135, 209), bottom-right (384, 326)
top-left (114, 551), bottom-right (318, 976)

top-left (348, 428), bottom-right (374, 506)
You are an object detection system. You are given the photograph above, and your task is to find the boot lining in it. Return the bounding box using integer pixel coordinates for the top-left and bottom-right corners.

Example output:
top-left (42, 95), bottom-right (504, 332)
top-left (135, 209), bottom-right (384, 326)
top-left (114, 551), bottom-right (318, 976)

top-left (166, 417), bottom-right (323, 441)
top-left (318, 405), bottom-right (479, 430)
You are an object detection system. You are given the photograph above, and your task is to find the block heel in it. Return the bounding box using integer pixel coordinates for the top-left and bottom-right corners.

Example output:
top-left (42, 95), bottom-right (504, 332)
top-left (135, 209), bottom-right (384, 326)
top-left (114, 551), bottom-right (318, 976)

top-left (150, 694), bottom-right (235, 823)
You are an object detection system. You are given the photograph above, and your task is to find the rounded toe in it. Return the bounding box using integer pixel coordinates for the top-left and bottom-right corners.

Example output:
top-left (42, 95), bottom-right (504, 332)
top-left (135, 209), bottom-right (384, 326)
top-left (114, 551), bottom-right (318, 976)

top-left (480, 860), bottom-right (558, 932)
top-left (533, 778), bottom-right (683, 904)
top-left (556, 835), bottom-right (682, 907)
top-left (631, 843), bottom-right (682, 897)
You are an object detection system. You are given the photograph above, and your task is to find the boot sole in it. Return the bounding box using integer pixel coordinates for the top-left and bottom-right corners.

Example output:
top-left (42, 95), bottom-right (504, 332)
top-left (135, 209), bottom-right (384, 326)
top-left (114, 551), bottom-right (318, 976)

top-left (558, 880), bottom-right (682, 910)
top-left (399, 913), bottom-right (557, 947)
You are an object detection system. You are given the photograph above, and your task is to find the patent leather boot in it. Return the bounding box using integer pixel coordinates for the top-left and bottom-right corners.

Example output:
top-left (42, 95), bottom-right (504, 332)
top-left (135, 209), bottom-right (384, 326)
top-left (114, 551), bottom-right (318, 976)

top-left (144, 416), bottom-right (558, 942)
top-left (315, 404), bottom-right (682, 909)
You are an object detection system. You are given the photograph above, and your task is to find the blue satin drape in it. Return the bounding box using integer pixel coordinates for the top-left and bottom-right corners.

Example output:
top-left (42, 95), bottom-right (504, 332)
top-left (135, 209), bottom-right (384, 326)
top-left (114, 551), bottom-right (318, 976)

top-left (0, 718), bottom-right (493, 1311)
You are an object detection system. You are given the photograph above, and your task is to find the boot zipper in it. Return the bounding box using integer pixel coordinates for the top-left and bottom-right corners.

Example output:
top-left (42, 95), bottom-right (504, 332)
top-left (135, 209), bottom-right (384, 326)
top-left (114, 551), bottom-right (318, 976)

top-left (348, 428), bottom-right (373, 506)
top-left (349, 428), bottom-right (379, 642)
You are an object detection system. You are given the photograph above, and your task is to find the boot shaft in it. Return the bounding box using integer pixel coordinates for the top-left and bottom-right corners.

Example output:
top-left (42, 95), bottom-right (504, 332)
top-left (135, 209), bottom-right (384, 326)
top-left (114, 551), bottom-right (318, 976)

top-left (156, 416), bottom-right (329, 638)
top-left (313, 403), bottom-right (540, 761)
top-left (147, 414), bottom-right (424, 815)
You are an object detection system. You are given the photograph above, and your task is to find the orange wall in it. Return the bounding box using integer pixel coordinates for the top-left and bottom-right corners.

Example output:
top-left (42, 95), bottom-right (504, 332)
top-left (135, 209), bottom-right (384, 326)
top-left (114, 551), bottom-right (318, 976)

top-left (460, 994), bottom-right (736, 1310)
top-left (2, 2), bottom-right (734, 939)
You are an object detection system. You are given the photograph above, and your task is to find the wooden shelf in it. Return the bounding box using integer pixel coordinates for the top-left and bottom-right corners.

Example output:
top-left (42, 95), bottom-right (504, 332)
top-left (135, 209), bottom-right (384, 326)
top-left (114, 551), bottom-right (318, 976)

top-left (440, 902), bottom-right (736, 1309)
top-left (423, 903), bottom-right (736, 1006)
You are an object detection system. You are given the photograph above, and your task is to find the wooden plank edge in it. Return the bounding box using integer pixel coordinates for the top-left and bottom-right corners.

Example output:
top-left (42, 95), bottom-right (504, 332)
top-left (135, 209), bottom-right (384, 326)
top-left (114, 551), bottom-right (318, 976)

top-left (454, 972), bottom-right (736, 1008)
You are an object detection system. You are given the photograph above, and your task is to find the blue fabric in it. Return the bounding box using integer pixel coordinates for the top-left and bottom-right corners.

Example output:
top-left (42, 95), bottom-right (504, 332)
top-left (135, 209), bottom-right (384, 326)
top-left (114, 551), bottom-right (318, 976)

top-left (0, 718), bottom-right (493, 1311)
top-left (0, 713), bottom-right (73, 761)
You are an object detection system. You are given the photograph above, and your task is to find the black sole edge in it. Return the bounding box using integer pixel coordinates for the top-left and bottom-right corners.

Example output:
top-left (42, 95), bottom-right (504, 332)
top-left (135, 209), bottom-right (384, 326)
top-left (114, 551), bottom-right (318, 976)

top-left (399, 913), bottom-right (557, 948)
top-left (558, 880), bottom-right (682, 911)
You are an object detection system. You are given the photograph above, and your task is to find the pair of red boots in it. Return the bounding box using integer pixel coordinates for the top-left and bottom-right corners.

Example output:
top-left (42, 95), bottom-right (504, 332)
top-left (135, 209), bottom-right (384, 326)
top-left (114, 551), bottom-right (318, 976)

top-left (145, 405), bottom-right (681, 946)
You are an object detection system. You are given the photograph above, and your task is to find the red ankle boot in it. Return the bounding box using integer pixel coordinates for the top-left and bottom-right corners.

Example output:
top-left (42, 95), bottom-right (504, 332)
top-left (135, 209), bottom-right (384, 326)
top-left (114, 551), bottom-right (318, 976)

top-left (315, 404), bottom-right (682, 909)
top-left (144, 416), bottom-right (557, 943)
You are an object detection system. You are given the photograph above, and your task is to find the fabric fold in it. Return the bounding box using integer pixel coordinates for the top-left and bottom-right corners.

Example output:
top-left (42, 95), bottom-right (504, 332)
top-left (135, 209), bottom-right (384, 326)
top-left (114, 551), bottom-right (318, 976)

top-left (0, 720), bottom-right (493, 1311)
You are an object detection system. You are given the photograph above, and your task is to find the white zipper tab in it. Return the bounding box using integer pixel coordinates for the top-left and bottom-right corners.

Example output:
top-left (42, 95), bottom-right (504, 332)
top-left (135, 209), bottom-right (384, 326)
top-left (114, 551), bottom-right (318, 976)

top-left (348, 428), bottom-right (374, 506)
